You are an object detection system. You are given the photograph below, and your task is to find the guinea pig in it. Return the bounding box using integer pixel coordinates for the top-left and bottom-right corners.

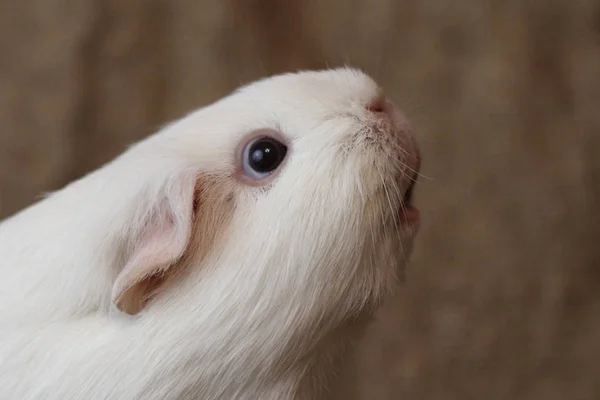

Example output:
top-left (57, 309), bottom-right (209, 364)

top-left (0, 68), bottom-right (421, 400)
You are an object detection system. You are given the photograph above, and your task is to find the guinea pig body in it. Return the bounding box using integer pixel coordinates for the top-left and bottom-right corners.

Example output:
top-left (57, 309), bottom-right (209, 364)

top-left (0, 68), bottom-right (421, 399)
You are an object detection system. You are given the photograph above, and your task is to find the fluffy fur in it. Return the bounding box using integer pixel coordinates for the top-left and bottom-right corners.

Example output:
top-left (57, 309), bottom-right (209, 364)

top-left (0, 68), bottom-right (421, 399)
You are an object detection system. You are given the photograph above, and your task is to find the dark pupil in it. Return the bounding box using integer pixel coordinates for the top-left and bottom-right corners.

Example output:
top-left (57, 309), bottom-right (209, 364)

top-left (249, 139), bottom-right (284, 173)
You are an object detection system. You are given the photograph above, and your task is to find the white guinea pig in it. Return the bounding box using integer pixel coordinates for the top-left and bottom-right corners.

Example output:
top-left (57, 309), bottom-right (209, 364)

top-left (0, 68), bottom-right (421, 400)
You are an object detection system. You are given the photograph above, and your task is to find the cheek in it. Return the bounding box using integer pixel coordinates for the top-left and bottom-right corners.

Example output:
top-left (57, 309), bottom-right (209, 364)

top-left (189, 182), bottom-right (237, 263)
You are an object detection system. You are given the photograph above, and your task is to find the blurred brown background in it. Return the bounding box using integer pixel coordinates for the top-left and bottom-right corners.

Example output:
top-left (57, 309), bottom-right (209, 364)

top-left (1, 0), bottom-right (599, 399)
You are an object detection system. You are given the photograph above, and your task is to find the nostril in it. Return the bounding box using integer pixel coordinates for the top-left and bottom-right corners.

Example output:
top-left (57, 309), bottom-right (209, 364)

top-left (366, 96), bottom-right (387, 115)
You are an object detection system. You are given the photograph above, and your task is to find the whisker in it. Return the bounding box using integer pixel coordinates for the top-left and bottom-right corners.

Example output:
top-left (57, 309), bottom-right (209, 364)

top-left (382, 145), bottom-right (432, 182)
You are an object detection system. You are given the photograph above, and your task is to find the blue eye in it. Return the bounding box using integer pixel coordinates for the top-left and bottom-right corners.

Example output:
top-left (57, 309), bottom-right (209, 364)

top-left (242, 136), bottom-right (288, 180)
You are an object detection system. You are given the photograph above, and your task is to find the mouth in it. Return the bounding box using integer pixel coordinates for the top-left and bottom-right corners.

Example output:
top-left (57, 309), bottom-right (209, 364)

top-left (403, 174), bottom-right (416, 205)
top-left (399, 154), bottom-right (421, 224)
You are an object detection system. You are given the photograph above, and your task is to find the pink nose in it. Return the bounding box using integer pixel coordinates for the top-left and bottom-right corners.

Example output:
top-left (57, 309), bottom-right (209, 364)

top-left (367, 95), bottom-right (421, 173)
top-left (365, 95), bottom-right (390, 116)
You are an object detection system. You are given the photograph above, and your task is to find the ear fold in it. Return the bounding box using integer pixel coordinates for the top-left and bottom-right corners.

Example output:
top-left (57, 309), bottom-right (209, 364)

top-left (112, 173), bottom-right (198, 315)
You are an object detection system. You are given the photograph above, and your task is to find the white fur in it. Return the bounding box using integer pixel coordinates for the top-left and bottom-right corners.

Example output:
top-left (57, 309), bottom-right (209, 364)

top-left (0, 68), bottom-right (420, 399)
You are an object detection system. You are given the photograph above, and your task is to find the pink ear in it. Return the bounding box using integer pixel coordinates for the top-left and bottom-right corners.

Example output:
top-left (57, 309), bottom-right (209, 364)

top-left (112, 174), bottom-right (197, 315)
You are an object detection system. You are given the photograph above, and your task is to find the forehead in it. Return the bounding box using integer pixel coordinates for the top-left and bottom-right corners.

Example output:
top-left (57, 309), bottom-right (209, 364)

top-left (235, 68), bottom-right (382, 115)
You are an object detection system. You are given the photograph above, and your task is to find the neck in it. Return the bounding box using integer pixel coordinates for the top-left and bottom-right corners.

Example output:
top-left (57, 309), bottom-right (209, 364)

top-left (138, 248), bottom-right (376, 400)
top-left (136, 302), bottom-right (367, 399)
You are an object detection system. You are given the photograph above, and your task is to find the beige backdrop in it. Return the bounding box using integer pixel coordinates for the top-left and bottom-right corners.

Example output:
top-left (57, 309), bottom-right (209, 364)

top-left (1, 0), bottom-right (600, 399)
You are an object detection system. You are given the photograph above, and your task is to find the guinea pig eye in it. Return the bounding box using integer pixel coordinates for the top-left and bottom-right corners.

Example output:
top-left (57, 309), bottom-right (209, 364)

top-left (241, 136), bottom-right (288, 180)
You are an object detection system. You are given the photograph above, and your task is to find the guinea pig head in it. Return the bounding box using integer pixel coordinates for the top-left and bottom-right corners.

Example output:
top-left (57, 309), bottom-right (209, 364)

top-left (111, 68), bottom-right (421, 332)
